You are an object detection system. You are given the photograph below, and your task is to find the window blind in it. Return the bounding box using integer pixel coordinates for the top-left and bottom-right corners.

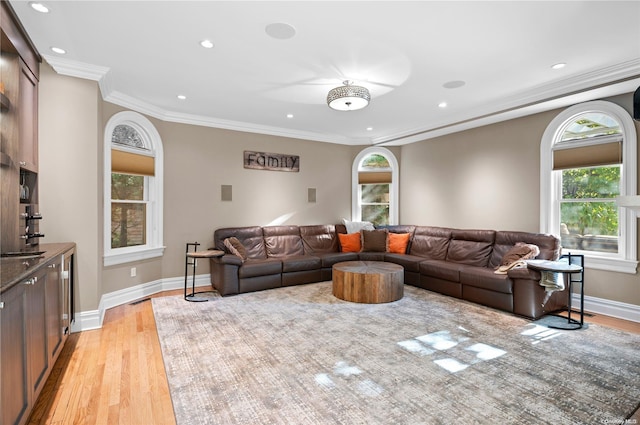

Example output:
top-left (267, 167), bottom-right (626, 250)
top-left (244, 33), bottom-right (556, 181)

top-left (112, 149), bottom-right (155, 176)
top-left (358, 171), bottom-right (392, 184)
top-left (552, 138), bottom-right (622, 170)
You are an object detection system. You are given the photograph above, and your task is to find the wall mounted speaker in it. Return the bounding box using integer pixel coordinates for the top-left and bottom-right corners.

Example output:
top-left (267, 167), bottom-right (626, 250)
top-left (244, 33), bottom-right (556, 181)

top-left (634, 86), bottom-right (640, 121)
top-left (308, 188), bottom-right (316, 203)
top-left (221, 185), bottom-right (232, 202)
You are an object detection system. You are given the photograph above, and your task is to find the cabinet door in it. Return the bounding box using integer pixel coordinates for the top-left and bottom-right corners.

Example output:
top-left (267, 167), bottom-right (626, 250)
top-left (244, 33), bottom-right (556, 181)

top-left (0, 283), bottom-right (30, 425)
top-left (45, 260), bottom-right (63, 362)
top-left (18, 59), bottom-right (38, 172)
top-left (26, 268), bottom-right (48, 398)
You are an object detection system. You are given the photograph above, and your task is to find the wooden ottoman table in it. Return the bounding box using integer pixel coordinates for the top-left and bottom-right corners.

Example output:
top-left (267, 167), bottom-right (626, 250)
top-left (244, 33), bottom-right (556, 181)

top-left (332, 261), bottom-right (404, 304)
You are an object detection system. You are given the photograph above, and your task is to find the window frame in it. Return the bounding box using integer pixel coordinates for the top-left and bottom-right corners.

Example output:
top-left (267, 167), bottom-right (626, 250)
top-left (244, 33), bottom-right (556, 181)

top-left (104, 111), bottom-right (164, 266)
top-left (352, 147), bottom-right (399, 225)
top-left (540, 100), bottom-right (637, 273)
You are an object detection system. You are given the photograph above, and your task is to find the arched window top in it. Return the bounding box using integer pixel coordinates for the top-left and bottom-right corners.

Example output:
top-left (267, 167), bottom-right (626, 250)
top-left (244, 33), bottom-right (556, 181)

top-left (352, 147), bottom-right (399, 225)
top-left (359, 153), bottom-right (391, 170)
top-left (112, 124), bottom-right (148, 150)
top-left (559, 112), bottom-right (621, 142)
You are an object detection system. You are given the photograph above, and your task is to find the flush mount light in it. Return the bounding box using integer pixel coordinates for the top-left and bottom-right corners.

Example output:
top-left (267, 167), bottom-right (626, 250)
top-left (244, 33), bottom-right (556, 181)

top-left (50, 46), bottom-right (66, 54)
top-left (327, 81), bottom-right (371, 111)
top-left (29, 2), bottom-right (49, 13)
top-left (552, 63), bottom-right (566, 70)
top-left (200, 39), bottom-right (214, 49)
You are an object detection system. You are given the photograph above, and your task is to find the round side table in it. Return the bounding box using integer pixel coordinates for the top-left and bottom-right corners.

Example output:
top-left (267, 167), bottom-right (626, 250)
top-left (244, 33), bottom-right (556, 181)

top-left (184, 242), bottom-right (224, 302)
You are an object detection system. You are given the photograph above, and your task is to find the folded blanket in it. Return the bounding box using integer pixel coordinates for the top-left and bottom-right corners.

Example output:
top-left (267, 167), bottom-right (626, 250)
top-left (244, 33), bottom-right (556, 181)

top-left (540, 270), bottom-right (565, 306)
top-left (494, 243), bottom-right (540, 274)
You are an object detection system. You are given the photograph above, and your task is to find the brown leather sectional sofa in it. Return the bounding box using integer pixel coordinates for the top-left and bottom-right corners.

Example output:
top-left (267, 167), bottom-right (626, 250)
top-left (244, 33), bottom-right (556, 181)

top-left (210, 224), bottom-right (567, 320)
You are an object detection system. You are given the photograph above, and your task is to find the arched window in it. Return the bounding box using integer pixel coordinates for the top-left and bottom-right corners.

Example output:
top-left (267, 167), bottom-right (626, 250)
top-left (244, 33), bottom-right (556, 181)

top-left (104, 111), bottom-right (164, 266)
top-left (352, 147), bottom-right (399, 225)
top-left (540, 101), bottom-right (637, 273)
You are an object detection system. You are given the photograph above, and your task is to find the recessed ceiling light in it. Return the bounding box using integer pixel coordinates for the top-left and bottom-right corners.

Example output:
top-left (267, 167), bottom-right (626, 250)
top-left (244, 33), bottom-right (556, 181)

top-left (265, 23), bottom-right (296, 40)
top-left (443, 80), bottom-right (466, 89)
top-left (366, 127), bottom-right (373, 131)
top-left (50, 46), bottom-right (66, 54)
top-left (177, 95), bottom-right (186, 100)
top-left (200, 40), bottom-right (214, 49)
top-left (551, 63), bottom-right (566, 70)
top-left (286, 114), bottom-right (294, 119)
top-left (29, 2), bottom-right (49, 13)
top-left (438, 102), bottom-right (448, 108)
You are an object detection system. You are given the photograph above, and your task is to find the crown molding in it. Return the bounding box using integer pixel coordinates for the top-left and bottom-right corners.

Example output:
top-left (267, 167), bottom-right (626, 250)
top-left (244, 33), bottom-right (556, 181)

top-left (43, 56), bottom-right (640, 147)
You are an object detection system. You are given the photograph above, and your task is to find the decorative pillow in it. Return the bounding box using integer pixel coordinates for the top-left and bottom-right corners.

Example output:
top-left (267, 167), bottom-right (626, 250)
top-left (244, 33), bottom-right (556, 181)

top-left (361, 229), bottom-right (388, 252)
top-left (338, 232), bottom-right (361, 253)
top-left (494, 242), bottom-right (540, 274)
top-left (223, 237), bottom-right (248, 261)
top-left (387, 232), bottom-right (411, 254)
top-left (342, 218), bottom-right (375, 234)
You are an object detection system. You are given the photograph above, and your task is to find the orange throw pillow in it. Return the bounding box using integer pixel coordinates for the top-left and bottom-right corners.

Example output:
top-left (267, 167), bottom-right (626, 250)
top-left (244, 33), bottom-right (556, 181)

top-left (387, 232), bottom-right (410, 254)
top-left (338, 232), bottom-right (361, 253)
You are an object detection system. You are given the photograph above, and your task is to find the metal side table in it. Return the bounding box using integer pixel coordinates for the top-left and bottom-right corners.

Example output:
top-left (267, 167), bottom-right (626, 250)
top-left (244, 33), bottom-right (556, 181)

top-left (184, 242), bottom-right (224, 302)
top-left (526, 254), bottom-right (585, 330)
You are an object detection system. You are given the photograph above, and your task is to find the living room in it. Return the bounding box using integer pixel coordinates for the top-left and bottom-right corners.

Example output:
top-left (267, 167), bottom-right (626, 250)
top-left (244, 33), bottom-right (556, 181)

top-left (2, 1), bottom-right (640, 424)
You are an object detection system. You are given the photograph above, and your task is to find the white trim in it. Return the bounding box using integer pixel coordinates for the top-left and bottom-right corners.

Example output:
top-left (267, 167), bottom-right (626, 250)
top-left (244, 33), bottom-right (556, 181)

top-left (540, 101), bottom-right (638, 274)
top-left (71, 274), bottom-right (212, 332)
top-left (572, 293), bottom-right (640, 324)
top-left (352, 147), bottom-right (399, 225)
top-left (104, 111), bottom-right (164, 266)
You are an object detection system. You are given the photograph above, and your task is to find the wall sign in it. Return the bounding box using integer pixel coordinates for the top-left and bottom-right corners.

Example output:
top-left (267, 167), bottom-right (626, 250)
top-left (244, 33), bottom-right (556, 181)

top-left (244, 151), bottom-right (300, 172)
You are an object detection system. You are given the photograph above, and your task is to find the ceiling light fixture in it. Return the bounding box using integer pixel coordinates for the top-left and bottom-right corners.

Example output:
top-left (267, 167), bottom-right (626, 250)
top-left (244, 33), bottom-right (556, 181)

top-left (50, 46), bottom-right (66, 54)
top-left (29, 2), bottom-right (49, 13)
top-left (552, 63), bottom-right (566, 70)
top-left (438, 102), bottom-right (448, 108)
top-left (327, 80), bottom-right (370, 111)
top-left (200, 40), bottom-right (214, 49)
top-left (177, 95), bottom-right (186, 100)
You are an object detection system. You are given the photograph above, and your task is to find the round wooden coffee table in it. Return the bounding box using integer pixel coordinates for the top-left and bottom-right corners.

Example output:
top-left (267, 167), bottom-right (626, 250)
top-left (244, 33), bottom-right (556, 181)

top-left (332, 261), bottom-right (404, 304)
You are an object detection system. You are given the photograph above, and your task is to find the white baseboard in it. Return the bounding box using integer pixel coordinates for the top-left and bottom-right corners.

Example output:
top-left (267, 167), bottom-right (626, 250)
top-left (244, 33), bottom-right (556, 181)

top-left (573, 293), bottom-right (640, 323)
top-left (71, 274), bottom-right (211, 332)
top-left (71, 279), bottom-right (640, 333)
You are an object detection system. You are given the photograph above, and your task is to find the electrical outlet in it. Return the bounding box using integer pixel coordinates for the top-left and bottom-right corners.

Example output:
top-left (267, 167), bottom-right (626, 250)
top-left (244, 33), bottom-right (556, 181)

top-left (130, 267), bottom-right (136, 277)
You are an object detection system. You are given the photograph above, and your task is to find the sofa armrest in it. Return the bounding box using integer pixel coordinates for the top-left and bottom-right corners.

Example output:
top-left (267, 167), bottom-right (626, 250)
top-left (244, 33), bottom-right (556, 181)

top-left (507, 267), bottom-right (541, 281)
top-left (209, 255), bottom-right (242, 295)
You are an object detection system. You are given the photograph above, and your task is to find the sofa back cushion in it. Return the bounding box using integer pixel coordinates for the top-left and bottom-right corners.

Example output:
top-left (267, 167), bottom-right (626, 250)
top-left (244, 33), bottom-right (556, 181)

top-left (214, 226), bottom-right (267, 259)
top-left (410, 226), bottom-right (453, 260)
top-left (446, 229), bottom-right (496, 267)
top-left (300, 225), bottom-right (339, 254)
top-left (263, 225), bottom-right (305, 257)
top-left (489, 231), bottom-right (561, 268)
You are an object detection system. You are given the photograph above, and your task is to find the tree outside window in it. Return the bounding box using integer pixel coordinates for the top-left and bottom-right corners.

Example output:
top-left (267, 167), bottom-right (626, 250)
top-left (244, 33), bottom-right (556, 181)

top-left (111, 173), bottom-right (146, 248)
top-left (360, 154), bottom-right (391, 226)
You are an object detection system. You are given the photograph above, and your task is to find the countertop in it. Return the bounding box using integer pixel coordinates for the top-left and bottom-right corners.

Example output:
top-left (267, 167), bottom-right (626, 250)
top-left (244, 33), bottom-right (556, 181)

top-left (0, 242), bottom-right (76, 294)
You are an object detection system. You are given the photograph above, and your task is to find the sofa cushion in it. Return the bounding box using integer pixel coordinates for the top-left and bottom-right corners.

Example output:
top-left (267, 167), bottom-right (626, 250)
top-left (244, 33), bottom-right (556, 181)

top-left (281, 255), bottom-right (322, 273)
top-left (214, 226), bottom-right (267, 259)
top-left (384, 253), bottom-right (424, 273)
top-left (419, 259), bottom-right (464, 282)
top-left (460, 266), bottom-right (513, 294)
top-left (238, 258), bottom-right (282, 278)
top-left (387, 232), bottom-right (411, 254)
top-left (300, 225), bottom-right (339, 254)
top-left (489, 231), bottom-right (560, 269)
top-left (361, 229), bottom-right (388, 252)
top-left (263, 225), bottom-right (304, 257)
top-left (338, 232), bottom-right (361, 252)
top-left (410, 226), bottom-right (453, 260)
top-left (446, 229), bottom-right (495, 267)
top-left (315, 252), bottom-right (359, 267)
top-left (223, 237), bottom-right (248, 261)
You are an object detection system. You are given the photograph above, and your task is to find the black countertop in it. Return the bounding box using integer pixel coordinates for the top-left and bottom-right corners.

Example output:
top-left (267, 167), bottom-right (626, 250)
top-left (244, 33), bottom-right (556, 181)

top-left (0, 242), bottom-right (76, 294)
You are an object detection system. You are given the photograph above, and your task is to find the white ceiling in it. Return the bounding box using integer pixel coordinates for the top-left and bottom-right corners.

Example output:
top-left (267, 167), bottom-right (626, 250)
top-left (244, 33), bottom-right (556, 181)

top-left (10, 0), bottom-right (640, 146)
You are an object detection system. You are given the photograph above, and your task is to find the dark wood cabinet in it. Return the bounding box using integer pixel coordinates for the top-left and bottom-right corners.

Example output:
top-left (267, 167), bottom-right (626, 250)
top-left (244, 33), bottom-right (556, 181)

top-left (0, 244), bottom-right (75, 425)
top-left (17, 60), bottom-right (38, 172)
top-left (0, 282), bottom-right (29, 425)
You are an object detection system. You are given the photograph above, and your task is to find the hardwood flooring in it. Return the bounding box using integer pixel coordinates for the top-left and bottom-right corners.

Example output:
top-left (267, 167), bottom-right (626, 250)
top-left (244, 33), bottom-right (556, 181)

top-left (28, 288), bottom-right (640, 425)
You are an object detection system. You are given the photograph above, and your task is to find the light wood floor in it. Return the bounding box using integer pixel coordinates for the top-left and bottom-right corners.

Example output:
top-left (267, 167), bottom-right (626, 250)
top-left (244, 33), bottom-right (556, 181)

top-left (29, 288), bottom-right (640, 425)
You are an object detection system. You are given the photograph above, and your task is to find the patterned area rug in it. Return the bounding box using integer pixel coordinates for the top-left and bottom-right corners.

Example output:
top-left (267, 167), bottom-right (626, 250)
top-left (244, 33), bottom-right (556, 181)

top-left (152, 282), bottom-right (640, 425)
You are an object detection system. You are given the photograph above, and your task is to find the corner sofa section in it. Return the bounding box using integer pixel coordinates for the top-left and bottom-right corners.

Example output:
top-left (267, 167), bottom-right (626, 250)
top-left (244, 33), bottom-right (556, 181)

top-left (210, 224), bottom-right (566, 320)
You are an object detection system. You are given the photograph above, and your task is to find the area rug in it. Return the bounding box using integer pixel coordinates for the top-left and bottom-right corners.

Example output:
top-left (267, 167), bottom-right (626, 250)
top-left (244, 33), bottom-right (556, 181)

top-left (152, 282), bottom-right (640, 425)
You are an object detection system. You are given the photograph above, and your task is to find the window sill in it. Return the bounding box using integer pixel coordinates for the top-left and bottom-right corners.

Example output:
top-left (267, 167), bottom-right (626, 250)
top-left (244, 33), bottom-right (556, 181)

top-left (104, 246), bottom-right (165, 267)
top-left (562, 249), bottom-right (637, 274)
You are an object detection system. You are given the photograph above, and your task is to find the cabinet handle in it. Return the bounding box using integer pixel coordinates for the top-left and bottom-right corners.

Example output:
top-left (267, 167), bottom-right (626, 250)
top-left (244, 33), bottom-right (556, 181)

top-left (48, 263), bottom-right (57, 269)
top-left (23, 277), bottom-right (37, 285)
top-left (0, 301), bottom-right (4, 309)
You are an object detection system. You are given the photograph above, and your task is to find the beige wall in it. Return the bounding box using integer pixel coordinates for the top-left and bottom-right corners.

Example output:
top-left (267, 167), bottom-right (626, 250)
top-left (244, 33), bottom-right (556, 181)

top-left (37, 65), bottom-right (640, 313)
top-left (401, 93), bottom-right (640, 306)
top-left (38, 63), bottom-right (102, 312)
